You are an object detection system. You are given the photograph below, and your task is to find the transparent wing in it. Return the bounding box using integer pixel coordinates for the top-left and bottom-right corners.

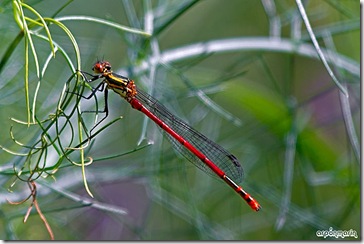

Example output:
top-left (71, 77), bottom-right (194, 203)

top-left (135, 88), bottom-right (243, 183)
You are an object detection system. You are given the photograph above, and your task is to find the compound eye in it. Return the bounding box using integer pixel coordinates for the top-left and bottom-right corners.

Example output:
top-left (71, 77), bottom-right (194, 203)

top-left (92, 63), bottom-right (103, 73)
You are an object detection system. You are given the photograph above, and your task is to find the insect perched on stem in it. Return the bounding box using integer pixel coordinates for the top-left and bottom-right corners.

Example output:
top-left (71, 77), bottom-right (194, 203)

top-left (79, 61), bottom-right (261, 211)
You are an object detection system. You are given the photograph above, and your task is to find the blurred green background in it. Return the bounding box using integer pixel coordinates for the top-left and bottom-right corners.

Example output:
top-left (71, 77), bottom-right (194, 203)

top-left (0, 0), bottom-right (360, 240)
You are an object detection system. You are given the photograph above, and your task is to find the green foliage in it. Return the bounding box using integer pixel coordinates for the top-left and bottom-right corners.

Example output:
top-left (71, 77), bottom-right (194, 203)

top-left (0, 0), bottom-right (360, 241)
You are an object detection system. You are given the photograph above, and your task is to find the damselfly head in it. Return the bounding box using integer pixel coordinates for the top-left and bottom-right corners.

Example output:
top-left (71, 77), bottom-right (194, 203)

top-left (92, 61), bottom-right (111, 74)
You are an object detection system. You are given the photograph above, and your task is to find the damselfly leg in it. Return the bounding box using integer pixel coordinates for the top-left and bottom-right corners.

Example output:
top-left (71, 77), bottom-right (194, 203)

top-left (73, 70), bottom-right (111, 135)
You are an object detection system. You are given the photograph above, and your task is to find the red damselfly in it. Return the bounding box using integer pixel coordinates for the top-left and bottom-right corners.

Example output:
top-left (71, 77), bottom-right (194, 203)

top-left (79, 61), bottom-right (261, 211)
